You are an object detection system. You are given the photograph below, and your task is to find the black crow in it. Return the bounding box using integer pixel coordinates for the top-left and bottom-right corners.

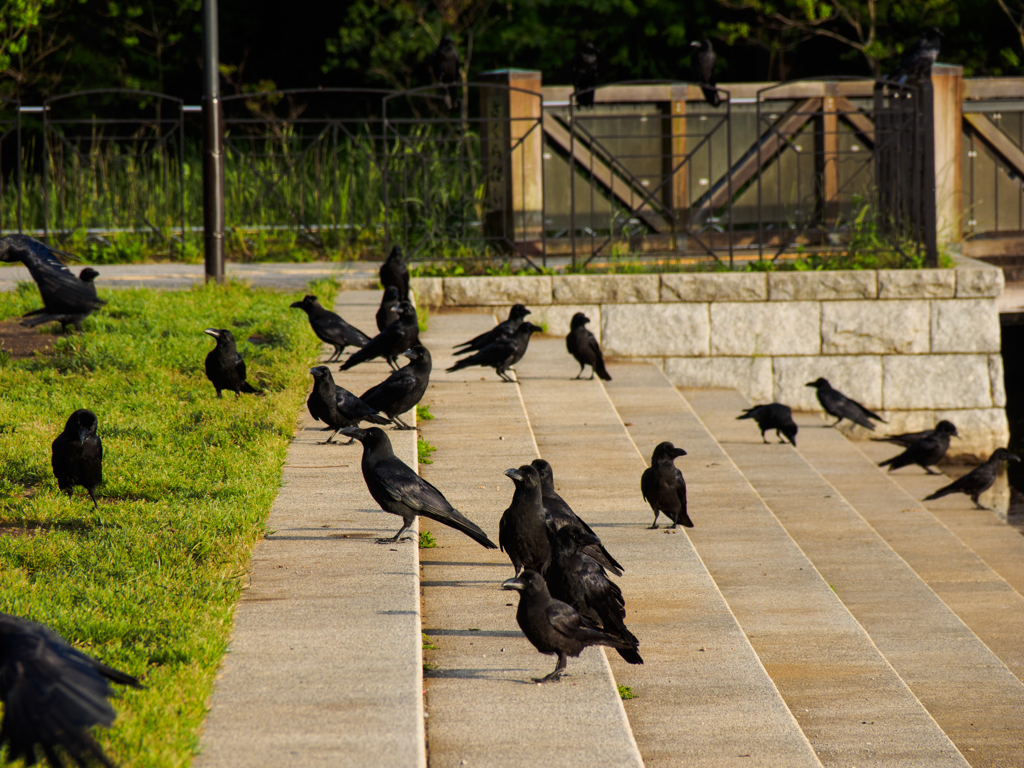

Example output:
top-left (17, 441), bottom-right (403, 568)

top-left (566, 312), bottom-right (610, 381)
top-left (453, 304), bottom-right (531, 356)
top-left (499, 465), bottom-right (552, 576)
top-left (51, 409), bottom-right (103, 508)
top-left (872, 420), bottom-right (958, 448)
top-left (445, 322), bottom-right (541, 382)
top-left (376, 286), bottom-right (402, 333)
top-left (358, 345), bottom-right (431, 430)
top-left (0, 612), bottom-right (143, 768)
top-left (640, 441), bottom-right (692, 529)
top-left (429, 35), bottom-right (461, 110)
top-left (204, 328), bottom-right (260, 398)
top-left (877, 420), bottom-right (958, 474)
top-left (290, 294), bottom-right (371, 363)
top-left (892, 28), bottom-right (943, 82)
top-left (308, 366), bottom-right (391, 444)
top-left (341, 426), bottom-right (497, 547)
top-left (545, 525), bottom-right (643, 665)
top-left (737, 403), bottom-right (798, 446)
top-left (690, 38), bottom-right (721, 107)
top-left (531, 458), bottom-right (623, 576)
top-left (571, 42), bottom-right (599, 108)
top-left (0, 235), bottom-right (106, 333)
top-left (923, 448), bottom-right (1020, 509)
top-left (340, 301), bottom-right (419, 372)
top-left (502, 570), bottom-right (637, 683)
top-left (379, 245), bottom-right (410, 301)
top-left (806, 377), bottom-right (885, 431)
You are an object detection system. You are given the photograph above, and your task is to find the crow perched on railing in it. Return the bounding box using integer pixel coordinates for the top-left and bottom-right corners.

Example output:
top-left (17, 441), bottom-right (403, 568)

top-left (892, 28), bottom-right (943, 83)
top-left (571, 42), bottom-right (599, 108)
top-left (690, 38), bottom-right (722, 107)
top-left (429, 36), bottom-right (461, 111)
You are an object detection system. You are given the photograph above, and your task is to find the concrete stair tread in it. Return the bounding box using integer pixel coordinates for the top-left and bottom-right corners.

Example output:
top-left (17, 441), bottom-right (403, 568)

top-left (605, 367), bottom-right (971, 768)
top-left (197, 291), bottom-right (424, 767)
top-left (685, 387), bottom-right (1024, 768)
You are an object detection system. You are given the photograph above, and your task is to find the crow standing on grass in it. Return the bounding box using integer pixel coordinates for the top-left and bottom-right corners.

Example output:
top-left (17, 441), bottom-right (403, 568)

top-left (641, 441), bottom-right (692, 529)
top-left (204, 328), bottom-right (261, 398)
top-left (0, 612), bottom-right (143, 768)
top-left (453, 304), bottom-right (531, 355)
top-left (340, 301), bottom-right (419, 372)
top-left (876, 420), bottom-right (959, 474)
top-left (376, 286), bottom-right (402, 332)
top-left (737, 403), bottom-right (798, 446)
top-left (341, 426), bottom-right (497, 547)
top-left (0, 234), bottom-right (106, 333)
top-left (923, 448), bottom-right (1020, 509)
top-left (446, 322), bottom-right (541, 382)
top-left (290, 294), bottom-right (370, 362)
top-left (359, 345), bottom-right (432, 430)
top-left (566, 312), bottom-right (610, 381)
top-left (571, 42), bottom-right (599, 108)
top-left (51, 409), bottom-right (103, 508)
top-left (502, 570), bottom-right (638, 683)
top-left (429, 36), bottom-right (461, 111)
top-left (308, 366), bottom-right (391, 444)
top-left (806, 377), bottom-right (885, 431)
top-left (500, 464), bottom-right (553, 577)
top-left (379, 246), bottom-right (410, 301)
top-left (690, 38), bottom-right (721, 107)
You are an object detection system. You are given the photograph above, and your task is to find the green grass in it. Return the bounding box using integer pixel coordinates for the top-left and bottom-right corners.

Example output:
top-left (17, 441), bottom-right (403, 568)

top-left (415, 403), bottom-right (434, 422)
top-left (617, 684), bottom-right (635, 700)
top-left (0, 277), bottom-right (335, 767)
top-left (418, 530), bottom-right (437, 549)
top-left (417, 437), bottom-right (436, 465)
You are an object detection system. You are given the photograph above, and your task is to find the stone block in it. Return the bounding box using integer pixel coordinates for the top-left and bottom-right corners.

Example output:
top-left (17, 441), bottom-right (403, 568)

top-left (443, 276), bottom-right (552, 306)
top-left (882, 354), bottom-right (992, 410)
top-left (821, 300), bottom-right (929, 355)
top-left (664, 357), bottom-right (774, 403)
top-left (660, 272), bottom-right (768, 302)
top-left (773, 355), bottom-right (883, 412)
top-left (552, 274), bottom-right (659, 304)
top-left (955, 262), bottom-right (1004, 298)
top-left (524, 304), bottom-right (601, 341)
top-left (989, 355), bottom-right (1007, 408)
top-left (930, 299), bottom-right (1000, 353)
top-left (410, 277), bottom-right (443, 309)
top-left (710, 302), bottom-right (820, 357)
top-left (877, 269), bottom-right (955, 299)
top-left (602, 304), bottom-right (709, 357)
top-left (768, 271), bottom-right (877, 301)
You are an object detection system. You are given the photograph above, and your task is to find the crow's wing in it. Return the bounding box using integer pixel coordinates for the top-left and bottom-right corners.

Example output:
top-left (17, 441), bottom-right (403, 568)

top-left (374, 457), bottom-right (455, 516)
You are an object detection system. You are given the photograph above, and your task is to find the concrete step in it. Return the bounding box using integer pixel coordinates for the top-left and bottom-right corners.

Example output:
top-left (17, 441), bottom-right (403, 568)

top-left (515, 338), bottom-right (822, 767)
top-left (197, 291), bottom-right (425, 768)
top-left (416, 312), bottom-right (643, 768)
top-left (686, 388), bottom-right (1024, 768)
top-left (783, 413), bottom-right (1024, 684)
top-left (604, 366), bottom-right (970, 768)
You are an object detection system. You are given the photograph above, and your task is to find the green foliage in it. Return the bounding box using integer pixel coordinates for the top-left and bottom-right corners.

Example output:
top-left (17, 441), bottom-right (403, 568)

top-left (618, 684), bottom-right (635, 700)
top-left (416, 403), bottom-right (434, 421)
top-left (418, 530), bottom-right (437, 549)
top-left (0, 279), bottom-right (334, 767)
top-left (421, 632), bottom-right (437, 649)
top-left (417, 437), bottom-right (436, 465)
top-left (0, 0), bottom-right (53, 73)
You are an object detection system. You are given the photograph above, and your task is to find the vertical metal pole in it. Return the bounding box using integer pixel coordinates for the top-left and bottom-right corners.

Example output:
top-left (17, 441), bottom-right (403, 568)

top-left (569, 103), bottom-right (576, 269)
top-left (202, 0), bottom-right (225, 282)
top-left (178, 104), bottom-right (187, 256)
top-left (42, 104), bottom-right (49, 241)
top-left (726, 96), bottom-right (733, 267)
top-left (920, 80), bottom-right (938, 267)
top-left (15, 106), bottom-right (23, 232)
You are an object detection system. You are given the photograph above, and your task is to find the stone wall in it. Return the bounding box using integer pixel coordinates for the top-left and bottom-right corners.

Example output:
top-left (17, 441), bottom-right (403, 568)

top-left (412, 257), bottom-right (1008, 460)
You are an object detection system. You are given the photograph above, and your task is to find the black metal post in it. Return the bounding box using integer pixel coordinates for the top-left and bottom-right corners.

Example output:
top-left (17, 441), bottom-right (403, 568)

top-left (920, 80), bottom-right (938, 268)
top-left (202, 0), bottom-right (225, 282)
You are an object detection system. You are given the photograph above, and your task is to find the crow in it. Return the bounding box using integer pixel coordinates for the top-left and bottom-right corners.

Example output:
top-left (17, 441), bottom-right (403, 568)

top-left (0, 235), bottom-right (106, 333)
top-left (358, 345), bottom-right (432, 430)
top-left (290, 294), bottom-right (370, 363)
top-left (376, 286), bottom-right (402, 333)
top-left (572, 42), bottom-right (599, 108)
top-left (545, 525), bottom-right (643, 665)
top-left (737, 403), bottom-right (798, 446)
top-left (341, 426), bottom-right (497, 547)
top-left (531, 458), bottom-right (623, 576)
top-left (453, 304), bottom-right (531, 356)
top-left (877, 420), bottom-right (959, 474)
top-left (0, 612), bottom-right (143, 768)
top-left (499, 464), bottom-right (552, 577)
top-left (379, 245), bottom-right (410, 301)
top-left (566, 312), bottom-right (610, 381)
top-left (429, 35), bottom-right (461, 111)
top-left (641, 441), bottom-right (692, 529)
top-left (502, 570), bottom-right (638, 683)
top-left (690, 38), bottom-right (721, 107)
top-left (806, 377), bottom-right (885, 431)
top-left (308, 366), bottom-right (391, 444)
top-left (340, 301), bottom-right (419, 372)
top-left (445, 322), bottom-right (541, 382)
top-left (51, 409), bottom-right (103, 508)
top-left (872, 420), bottom-right (958, 449)
top-left (204, 328), bottom-right (260, 398)
top-left (892, 28), bottom-right (943, 82)
top-left (923, 448), bottom-right (1020, 510)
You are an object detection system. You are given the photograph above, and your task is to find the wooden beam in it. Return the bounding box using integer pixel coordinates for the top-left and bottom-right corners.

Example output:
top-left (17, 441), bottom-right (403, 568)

top-left (820, 93), bottom-right (840, 223)
top-left (963, 78), bottom-right (1024, 100)
top-left (964, 113), bottom-right (1024, 179)
top-left (834, 97), bottom-right (875, 145)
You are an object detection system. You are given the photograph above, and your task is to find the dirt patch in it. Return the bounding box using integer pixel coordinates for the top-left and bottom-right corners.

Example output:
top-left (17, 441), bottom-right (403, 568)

top-left (0, 320), bottom-right (55, 360)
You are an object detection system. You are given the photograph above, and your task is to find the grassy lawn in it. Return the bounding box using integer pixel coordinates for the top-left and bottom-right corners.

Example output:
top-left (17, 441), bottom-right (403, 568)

top-left (0, 278), bottom-right (335, 766)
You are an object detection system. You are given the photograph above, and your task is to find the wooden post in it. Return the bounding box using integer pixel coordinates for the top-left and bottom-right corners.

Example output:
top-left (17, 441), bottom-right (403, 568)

top-left (931, 64), bottom-right (963, 245)
top-left (817, 83), bottom-right (840, 224)
top-left (668, 87), bottom-right (688, 227)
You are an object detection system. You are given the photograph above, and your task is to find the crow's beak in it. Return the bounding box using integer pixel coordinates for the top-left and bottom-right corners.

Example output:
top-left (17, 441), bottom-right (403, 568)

top-left (339, 427), bottom-right (367, 441)
top-left (504, 468), bottom-right (524, 482)
top-left (805, 381), bottom-right (815, 387)
top-left (402, 348), bottom-right (417, 360)
top-left (673, 448), bottom-right (688, 458)
top-left (1009, 453), bottom-right (1021, 462)
top-left (289, 301), bottom-right (304, 308)
top-left (77, 426), bottom-right (91, 444)
top-left (501, 577), bottom-right (526, 591)
top-left (578, 531), bottom-right (602, 547)
top-left (309, 367), bottom-right (321, 376)
top-left (204, 328), bottom-right (220, 338)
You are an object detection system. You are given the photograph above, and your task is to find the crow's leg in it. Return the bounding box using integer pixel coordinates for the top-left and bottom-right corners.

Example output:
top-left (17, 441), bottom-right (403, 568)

top-left (534, 653), bottom-right (568, 683)
top-left (830, 417), bottom-right (843, 427)
top-left (588, 369), bottom-right (596, 380)
top-left (574, 363), bottom-right (585, 380)
top-left (386, 356), bottom-right (399, 371)
top-left (761, 429), bottom-right (769, 444)
top-left (87, 488), bottom-right (99, 509)
top-left (648, 510), bottom-right (660, 530)
top-left (971, 494), bottom-right (988, 510)
top-left (215, 389), bottom-right (223, 399)
top-left (392, 414), bottom-right (416, 430)
top-left (775, 430), bottom-right (785, 444)
top-left (319, 428), bottom-right (341, 445)
top-left (923, 466), bottom-right (940, 475)
top-left (377, 520), bottom-right (415, 544)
